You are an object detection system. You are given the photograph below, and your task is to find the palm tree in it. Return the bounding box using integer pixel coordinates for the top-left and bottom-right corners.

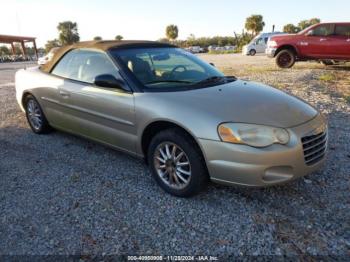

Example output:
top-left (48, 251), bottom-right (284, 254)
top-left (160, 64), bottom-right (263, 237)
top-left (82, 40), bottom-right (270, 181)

top-left (166, 25), bottom-right (179, 41)
top-left (245, 15), bottom-right (265, 36)
top-left (57, 21), bottom-right (80, 45)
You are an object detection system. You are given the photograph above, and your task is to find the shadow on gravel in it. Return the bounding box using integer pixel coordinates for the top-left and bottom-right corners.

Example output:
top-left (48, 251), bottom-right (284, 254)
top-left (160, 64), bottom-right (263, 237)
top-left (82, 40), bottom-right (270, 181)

top-left (0, 106), bottom-right (348, 255)
top-left (325, 65), bottom-right (350, 71)
top-left (285, 63), bottom-right (350, 72)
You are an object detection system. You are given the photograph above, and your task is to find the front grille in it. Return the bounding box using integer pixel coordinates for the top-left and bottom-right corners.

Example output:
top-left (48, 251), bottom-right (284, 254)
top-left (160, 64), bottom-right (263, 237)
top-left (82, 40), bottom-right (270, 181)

top-left (301, 130), bottom-right (327, 166)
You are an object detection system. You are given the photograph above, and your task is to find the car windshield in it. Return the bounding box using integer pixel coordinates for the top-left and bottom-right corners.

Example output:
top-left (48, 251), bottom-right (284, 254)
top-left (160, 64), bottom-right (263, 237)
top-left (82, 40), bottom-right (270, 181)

top-left (110, 47), bottom-right (232, 90)
top-left (249, 35), bottom-right (261, 44)
top-left (298, 25), bottom-right (315, 35)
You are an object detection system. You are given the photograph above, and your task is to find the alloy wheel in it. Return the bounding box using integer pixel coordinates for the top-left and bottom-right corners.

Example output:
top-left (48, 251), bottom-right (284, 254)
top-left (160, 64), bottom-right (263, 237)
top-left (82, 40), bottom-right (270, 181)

top-left (278, 53), bottom-right (292, 68)
top-left (153, 142), bottom-right (192, 189)
top-left (27, 99), bottom-right (43, 131)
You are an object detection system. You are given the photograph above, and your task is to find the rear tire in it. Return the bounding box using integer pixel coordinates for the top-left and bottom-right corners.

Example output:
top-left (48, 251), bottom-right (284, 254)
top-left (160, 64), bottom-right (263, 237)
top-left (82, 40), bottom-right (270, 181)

top-left (249, 49), bottom-right (256, 56)
top-left (24, 95), bottom-right (52, 134)
top-left (276, 49), bottom-right (296, 68)
top-left (147, 128), bottom-right (209, 197)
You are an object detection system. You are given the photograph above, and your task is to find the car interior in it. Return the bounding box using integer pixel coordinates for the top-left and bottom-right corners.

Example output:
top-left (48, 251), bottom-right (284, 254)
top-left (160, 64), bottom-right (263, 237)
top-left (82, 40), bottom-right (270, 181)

top-left (52, 50), bottom-right (120, 84)
top-left (119, 50), bottom-right (211, 87)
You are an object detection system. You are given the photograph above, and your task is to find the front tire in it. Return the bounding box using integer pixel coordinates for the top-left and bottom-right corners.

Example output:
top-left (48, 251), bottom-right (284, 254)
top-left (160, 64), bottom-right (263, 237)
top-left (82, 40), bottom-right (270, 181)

top-left (147, 128), bottom-right (209, 197)
top-left (24, 95), bottom-right (52, 134)
top-left (249, 49), bottom-right (256, 56)
top-left (276, 49), bottom-right (296, 68)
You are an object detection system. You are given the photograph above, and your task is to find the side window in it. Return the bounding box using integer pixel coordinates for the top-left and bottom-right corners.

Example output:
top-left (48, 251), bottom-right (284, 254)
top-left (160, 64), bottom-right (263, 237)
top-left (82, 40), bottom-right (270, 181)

top-left (264, 37), bottom-right (269, 44)
top-left (335, 25), bottom-right (350, 37)
top-left (312, 24), bottom-right (333, 36)
top-left (52, 49), bottom-right (121, 84)
top-left (51, 49), bottom-right (83, 79)
top-left (256, 38), bottom-right (264, 45)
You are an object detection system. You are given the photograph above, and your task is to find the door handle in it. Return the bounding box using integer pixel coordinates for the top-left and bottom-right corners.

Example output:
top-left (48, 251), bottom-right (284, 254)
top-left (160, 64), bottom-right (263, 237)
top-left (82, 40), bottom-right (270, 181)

top-left (59, 90), bottom-right (70, 98)
top-left (320, 38), bottom-right (327, 42)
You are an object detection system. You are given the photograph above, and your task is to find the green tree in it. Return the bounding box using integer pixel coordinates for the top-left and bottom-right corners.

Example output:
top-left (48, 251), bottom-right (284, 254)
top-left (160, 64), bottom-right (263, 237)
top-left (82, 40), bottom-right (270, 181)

top-left (166, 24), bottom-right (179, 41)
top-left (57, 21), bottom-right (80, 45)
top-left (12, 44), bottom-right (23, 55)
top-left (283, 24), bottom-right (300, 34)
top-left (0, 45), bottom-right (11, 56)
top-left (187, 34), bottom-right (195, 41)
top-left (37, 47), bottom-right (45, 56)
top-left (115, 35), bottom-right (123, 40)
top-left (309, 18), bottom-right (321, 26)
top-left (245, 15), bottom-right (265, 36)
top-left (93, 36), bottom-right (102, 40)
top-left (235, 31), bottom-right (254, 52)
top-left (298, 18), bottom-right (321, 30)
top-left (45, 39), bottom-right (60, 53)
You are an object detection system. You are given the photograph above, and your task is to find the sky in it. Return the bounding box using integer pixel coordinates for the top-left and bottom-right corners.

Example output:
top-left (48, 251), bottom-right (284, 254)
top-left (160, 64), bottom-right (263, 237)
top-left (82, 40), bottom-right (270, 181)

top-left (1, 0), bottom-right (349, 47)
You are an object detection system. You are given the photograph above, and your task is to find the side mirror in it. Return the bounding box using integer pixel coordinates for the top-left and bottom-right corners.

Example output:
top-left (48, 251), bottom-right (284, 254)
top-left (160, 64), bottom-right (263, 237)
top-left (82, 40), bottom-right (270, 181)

top-left (209, 62), bottom-right (215, 67)
top-left (94, 74), bottom-right (125, 89)
top-left (306, 30), bottom-right (314, 36)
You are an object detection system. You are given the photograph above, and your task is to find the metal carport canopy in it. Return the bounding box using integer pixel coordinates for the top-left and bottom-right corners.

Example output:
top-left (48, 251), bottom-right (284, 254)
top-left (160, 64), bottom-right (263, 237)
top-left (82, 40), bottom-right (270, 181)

top-left (0, 34), bottom-right (38, 59)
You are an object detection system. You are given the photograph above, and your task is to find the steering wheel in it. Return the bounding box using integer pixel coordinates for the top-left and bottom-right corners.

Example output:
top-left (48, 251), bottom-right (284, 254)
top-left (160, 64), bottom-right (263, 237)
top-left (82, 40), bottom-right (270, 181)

top-left (170, 65), bottom-right (187, 77)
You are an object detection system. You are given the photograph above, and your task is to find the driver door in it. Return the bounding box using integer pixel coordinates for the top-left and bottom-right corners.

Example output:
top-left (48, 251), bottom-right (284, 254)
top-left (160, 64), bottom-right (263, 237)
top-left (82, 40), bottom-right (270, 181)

top-left (298, 24), bottom-right (335, 58)
top-left (255, 38), bottom-right (266, 53)
top-left (51, 49), bottom-right (137, 154)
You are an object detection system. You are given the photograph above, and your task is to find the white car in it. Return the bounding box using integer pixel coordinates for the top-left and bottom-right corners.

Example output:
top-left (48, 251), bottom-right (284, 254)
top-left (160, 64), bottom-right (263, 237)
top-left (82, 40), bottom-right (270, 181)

top-left (37, 47), bottom-right (60, 65)
top-left (187, 46), bottom-right (203, 53)
top-left (215, 46), bottom-right (225, 51)
top-left (208, 45), bottom-right (216, 51)
top-left (242, 32), bottom-right (285, 56)
top-left (224, 45), bottom-right (236, 51)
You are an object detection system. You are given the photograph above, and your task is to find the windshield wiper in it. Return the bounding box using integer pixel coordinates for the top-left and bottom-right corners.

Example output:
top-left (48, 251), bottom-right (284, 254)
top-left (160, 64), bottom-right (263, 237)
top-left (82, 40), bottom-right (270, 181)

top-left (196, 76), bottom-right (223, 85)
top-left (194, 76), bottom-right (236, 86)
top-left (145, 80), bottom-right (193, 84)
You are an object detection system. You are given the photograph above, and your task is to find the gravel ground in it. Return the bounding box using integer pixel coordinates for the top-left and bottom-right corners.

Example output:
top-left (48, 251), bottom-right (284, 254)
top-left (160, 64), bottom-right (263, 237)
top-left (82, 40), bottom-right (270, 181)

top-left (0, 56), bottom-right (349, 258)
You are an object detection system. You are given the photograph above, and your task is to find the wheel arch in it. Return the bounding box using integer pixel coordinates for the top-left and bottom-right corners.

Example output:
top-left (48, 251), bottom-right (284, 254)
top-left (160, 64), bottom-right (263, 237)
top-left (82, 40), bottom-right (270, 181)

top-left (275, 44), bottom-right (299, 57)
top-left (140, 120), bottom-right (207, 165)
top-left (249, 49), bottom-right (256, 55)
top-left (21, 91), bottom-right (49, 117)
top-left (21, 91), bottom-right (34, 108)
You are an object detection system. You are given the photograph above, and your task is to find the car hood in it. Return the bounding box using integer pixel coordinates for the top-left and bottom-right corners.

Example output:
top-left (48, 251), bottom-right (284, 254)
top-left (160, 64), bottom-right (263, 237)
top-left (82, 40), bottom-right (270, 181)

top-left (147, 80), bottom-right (318, 128)
top-left (270, 34), bottom-right (298, 41)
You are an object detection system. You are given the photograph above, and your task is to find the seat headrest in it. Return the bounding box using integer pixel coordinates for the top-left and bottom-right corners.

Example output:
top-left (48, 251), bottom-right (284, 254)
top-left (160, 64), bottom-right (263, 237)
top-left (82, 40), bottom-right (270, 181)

top-left (127, 57), bottom-right (151, 73)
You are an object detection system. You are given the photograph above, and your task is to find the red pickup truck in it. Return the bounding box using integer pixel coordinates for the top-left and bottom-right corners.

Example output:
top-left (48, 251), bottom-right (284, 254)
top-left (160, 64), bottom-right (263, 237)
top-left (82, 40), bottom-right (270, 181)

top-left (266, 22), bottom-right (350, 68)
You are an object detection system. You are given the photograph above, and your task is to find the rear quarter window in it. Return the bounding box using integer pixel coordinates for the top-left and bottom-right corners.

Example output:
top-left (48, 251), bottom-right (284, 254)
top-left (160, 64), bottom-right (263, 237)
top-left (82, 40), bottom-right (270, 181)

top-left (335, 25), bottom-right (350, 37)
top-left (51, 49), bottom-right (84, 79)
top-left (51, 49), bottom-right (120, 83)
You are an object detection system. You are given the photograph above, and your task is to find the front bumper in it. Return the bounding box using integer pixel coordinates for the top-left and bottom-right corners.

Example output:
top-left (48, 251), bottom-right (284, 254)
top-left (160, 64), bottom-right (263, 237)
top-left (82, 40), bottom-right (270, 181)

top-left (266, 47), bottom-right (277, 57)
top-left (198, 114), bottom-right (327, 187)
top-left (242, 47), bottom-right (249, 55)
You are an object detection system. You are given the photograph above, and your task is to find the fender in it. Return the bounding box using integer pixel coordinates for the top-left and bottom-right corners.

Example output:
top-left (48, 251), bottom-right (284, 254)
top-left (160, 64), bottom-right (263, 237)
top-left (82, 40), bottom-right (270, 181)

top-left (275, 44), bottom-right (300, 58)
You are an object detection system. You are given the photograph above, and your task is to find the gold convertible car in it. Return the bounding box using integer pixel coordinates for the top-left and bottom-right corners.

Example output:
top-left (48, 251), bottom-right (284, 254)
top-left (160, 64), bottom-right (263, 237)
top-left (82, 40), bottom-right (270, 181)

top-left (15, 40), bottom-right (328, 197)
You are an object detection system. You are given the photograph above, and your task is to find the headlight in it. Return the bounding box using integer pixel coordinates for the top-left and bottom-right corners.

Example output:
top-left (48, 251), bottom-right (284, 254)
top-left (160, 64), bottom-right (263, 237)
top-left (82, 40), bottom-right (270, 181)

top-left (268, 41), bottom-right (277, 48)
top-left (218, 123), bottom-right (289, 148)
